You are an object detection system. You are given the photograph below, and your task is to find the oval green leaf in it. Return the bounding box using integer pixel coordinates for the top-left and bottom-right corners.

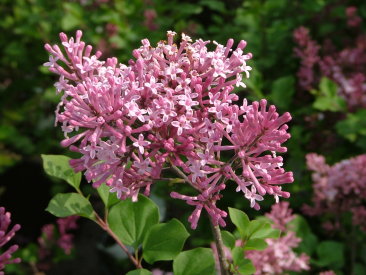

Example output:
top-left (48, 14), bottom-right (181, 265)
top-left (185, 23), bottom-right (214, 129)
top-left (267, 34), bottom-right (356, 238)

top-left (248, 220), bottom-right (278, 239)
top-left (97, 183), bottom-right (120, 208)
top-left (41, 154), bottom-right (81, 190)
top-left (108, 195), bottom-right (159, 248)
top-left (173, 248), bottom-right (216, 275)
top-left (228, 207), bottom-right (250, 238)
top-left (46, 193), bottom-right (95, 220)
top-left (244, 238), bottom-right (268, 251)
top-left (142, 218), bottom-right (189, 264)
top-left (221, 230), bottom-right (236, 249)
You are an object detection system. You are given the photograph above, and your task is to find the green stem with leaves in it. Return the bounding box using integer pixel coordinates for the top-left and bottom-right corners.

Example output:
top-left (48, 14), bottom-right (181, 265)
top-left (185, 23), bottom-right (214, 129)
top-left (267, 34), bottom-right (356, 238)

top-left (76, 186), bottom-right (142, 269)
top-left (94, 212), bottom-right (142, 269)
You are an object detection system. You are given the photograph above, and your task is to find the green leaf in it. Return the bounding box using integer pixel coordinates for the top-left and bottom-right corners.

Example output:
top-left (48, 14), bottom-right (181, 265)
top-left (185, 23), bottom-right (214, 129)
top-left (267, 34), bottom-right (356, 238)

top-left (270, 76), bottom-right (295, 109)
top-left (46, 193), bottom-right (95, 220)
top-left (313, 96), bottom-right (346, 112)
top-left (248, 220), bottom-right (277, 239)
top-left (228, 207), bottom-right (250, 238)
top-left (126, 269), bottom-right (152, 275)
top-left (232, 247), bottom-right (255, 275)
top-left (173, 248), bottom-right (216, 275)
top-left (319, 77), bottom-right (338, 97)
top-left (97, 183), bottom-right (120, 208)
top-left (41, 154), bottom-right (81, 190)
top-left (265, 228), bottom-right (281, 239)
top-left (232, 246), bottom-right (244, 264)
top-left (312, 77), bottom-right (346, 112)
top-left (314, 241), bottom-right (344, 269)
top-left (244, 238), bottom-right (268, 251)
top-left (336, 109), bottom-right (366, 148)
top-left (221, 230), bottom-right (236, 249)
top-left (143, 218), bottom-right (189, 264)
top-left (108, 195), bottom-right (159, 248)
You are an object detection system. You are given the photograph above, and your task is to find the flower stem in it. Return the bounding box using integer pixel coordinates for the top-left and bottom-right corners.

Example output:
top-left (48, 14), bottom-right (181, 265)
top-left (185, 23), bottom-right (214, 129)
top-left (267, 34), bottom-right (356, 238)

top-left (75, 188), bottom-right (141, 269)
top-left (210, 218), bottom-right (231, 275)
top-left (95, 213), bottom-right (142, 269)
top-left (169, 158), bottom-right (231, 274)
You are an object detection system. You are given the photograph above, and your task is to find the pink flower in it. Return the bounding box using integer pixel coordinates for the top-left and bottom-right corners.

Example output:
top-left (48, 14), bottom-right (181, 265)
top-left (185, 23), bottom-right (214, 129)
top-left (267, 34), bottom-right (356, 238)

top-left (43, 55), bottom-right (59, 67)
top-left (304, 153), bottom-right (366, 232)
top-left (266, 201), bottom-right (295, 232)
top-left (38, 216), bottom-right (79, 259)
top-left (133, 134), bottom-right (151, 154)
top-left (143, 9), bottom-right (158, 31)
top-left (293, 24), bottom-right (366, 110)
top-left (346, 6), bottom-right (362, 28)
top-left (293, 27), bottom-right (320, 91)
top-left (0, 207), bottom-right (21, 274)
top-left (171, 115), bottom-right (192, 135)
top-left (45, 30), bottom-right (293, 229)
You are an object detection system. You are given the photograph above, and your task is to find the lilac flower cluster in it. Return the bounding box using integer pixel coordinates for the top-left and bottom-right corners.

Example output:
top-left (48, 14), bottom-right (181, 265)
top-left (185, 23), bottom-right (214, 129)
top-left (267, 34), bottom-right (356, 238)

top-left (293, 7), bottom-right (366, 110)
top-left (44, 30), bottom-right (293, 229)
top-left (304, 153), bottom-right (366, 232)
top-left (38, 216), bottom-right (79, 259)
top-left (0, 207), bottom-right (21, 274)
top-left (245, 202), bottom-right (310, 275)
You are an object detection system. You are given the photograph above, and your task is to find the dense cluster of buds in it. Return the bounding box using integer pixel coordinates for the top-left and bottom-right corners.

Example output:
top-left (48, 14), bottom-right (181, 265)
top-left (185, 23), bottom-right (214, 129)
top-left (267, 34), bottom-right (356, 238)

top-left (245, 202), bottom-right (310, 274)
top-left (0, 207), bottom-right (21, 274)
top-left (293, 6), bottom-right (366, 110)
top-left (44, 30), bottom-right (293, 229)
top-left (304, 153), bottom-right (366, 232)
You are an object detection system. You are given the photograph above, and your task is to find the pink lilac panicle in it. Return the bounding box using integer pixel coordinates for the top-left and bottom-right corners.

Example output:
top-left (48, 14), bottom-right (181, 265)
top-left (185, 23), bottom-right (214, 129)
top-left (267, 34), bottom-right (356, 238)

top-left (294, 10), bottom-right (366, 110)
top-left (144, 9), bottom-right (158, 31)
top-left (0, 207), bottom-right (21, 274)
top-left (304, 153), bottom-right (366, 232)
top-left (38, 216), bottom-right (79, 260)
top-left (45, 30), bottom-right (293, 229)
top-left (265, 201), bottom-right (295, 232)
top-left (245, 202), bottom-right (309, 275)
top-left (346, 6), bottom-right (362, 28)
top-left (293, 26), bottom-right (320, 91)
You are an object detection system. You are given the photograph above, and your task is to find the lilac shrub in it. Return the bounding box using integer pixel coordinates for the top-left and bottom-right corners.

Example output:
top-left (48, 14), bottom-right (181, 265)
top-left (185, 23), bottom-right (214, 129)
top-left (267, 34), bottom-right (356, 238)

top-left (0, 207), bottom-right (21, 274)
top-left (294, 6), bottom-right (366, 110)
top-left (44, 30), bottom-right (293, 229)
top-left (37, 216), bottom-right (79, 271)
top-left (38, 216), bottom-right (79, 258)
top-left (304, 153), bottom-right (366, 232)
